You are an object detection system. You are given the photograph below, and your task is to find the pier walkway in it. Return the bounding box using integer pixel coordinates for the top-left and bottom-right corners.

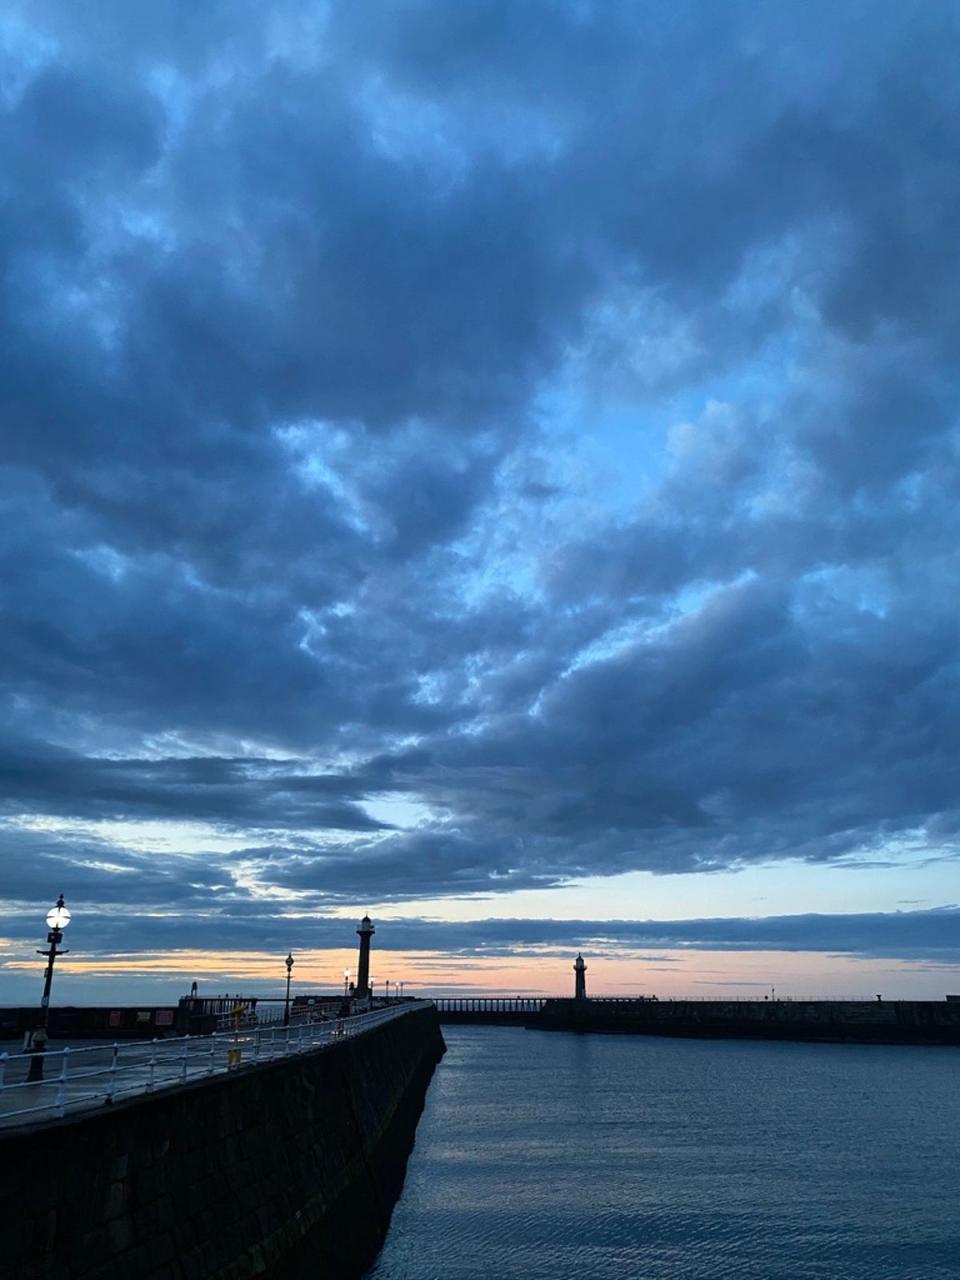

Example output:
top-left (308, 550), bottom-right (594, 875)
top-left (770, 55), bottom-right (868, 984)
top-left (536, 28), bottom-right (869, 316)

top-left (0, 1003), bottom-right (419, 1128)
top-left (433, 997), bottom-right (545, 1024)
top-left (433, 996), bottom-right (646, 1023)
top-left (434, 997), bottom-right (545, 1014)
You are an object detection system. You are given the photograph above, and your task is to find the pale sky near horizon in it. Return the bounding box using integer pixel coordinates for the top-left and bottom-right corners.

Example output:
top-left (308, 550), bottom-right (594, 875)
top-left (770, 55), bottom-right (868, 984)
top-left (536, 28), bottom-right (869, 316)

top-left (1, 1), bottom-right (959, 1006)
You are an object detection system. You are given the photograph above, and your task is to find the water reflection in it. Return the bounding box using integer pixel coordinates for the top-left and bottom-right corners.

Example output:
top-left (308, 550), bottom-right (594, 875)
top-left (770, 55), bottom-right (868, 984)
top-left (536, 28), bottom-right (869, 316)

top-left (367, 1025), bottom-right (960, 1280)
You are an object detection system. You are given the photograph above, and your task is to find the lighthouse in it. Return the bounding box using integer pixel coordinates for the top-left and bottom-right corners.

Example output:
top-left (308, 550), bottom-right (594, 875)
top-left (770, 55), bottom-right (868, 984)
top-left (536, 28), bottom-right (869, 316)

top-left (355, 914), bottom-right (375, 998)
top-left (574, 952), bottom-right (587, 1002)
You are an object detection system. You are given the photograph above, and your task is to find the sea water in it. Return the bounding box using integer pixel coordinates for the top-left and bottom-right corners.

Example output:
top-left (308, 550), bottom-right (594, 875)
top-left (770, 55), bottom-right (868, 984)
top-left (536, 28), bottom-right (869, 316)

top-left (366, 1024), bottom-right (959, 1280)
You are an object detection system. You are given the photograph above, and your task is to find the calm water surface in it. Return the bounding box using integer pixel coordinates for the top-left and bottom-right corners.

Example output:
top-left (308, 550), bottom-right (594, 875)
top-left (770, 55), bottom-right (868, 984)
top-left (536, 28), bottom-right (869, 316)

top-left (367, 1025), bottom-right (959, 1280)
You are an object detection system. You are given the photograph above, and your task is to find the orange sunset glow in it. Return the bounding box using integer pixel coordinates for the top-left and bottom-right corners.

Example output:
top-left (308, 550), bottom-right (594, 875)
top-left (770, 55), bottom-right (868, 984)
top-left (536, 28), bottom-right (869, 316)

top-left (3, 934), bottom-right (950, 1005)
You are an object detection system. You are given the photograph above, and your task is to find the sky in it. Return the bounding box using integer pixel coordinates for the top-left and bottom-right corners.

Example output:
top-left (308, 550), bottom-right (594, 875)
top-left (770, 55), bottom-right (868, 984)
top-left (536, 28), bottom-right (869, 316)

top-left (1, 0), bottom-right (959, 1006)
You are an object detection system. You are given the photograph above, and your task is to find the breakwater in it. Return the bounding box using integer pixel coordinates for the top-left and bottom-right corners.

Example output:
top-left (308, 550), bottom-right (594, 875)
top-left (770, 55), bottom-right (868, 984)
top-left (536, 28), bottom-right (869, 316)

top-left (534, 997), bottom-right (960, 1044)
top-left (0, 1004), bottom-right (183, 1041)
top-left (0, 1003), bottom-right (445, 1280)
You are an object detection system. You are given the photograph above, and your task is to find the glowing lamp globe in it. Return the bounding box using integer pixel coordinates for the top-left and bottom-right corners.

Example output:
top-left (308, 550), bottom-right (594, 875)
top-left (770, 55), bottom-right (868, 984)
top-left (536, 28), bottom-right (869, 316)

top-left (46, 903), bottom-right (71, 930)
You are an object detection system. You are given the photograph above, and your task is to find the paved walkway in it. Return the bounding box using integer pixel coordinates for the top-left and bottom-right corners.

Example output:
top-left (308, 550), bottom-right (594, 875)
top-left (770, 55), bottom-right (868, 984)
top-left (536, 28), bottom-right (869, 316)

top-left (0, 1005), bottom-right (416, 1128)
top-left (0, 1038), bottom-right (218, 1127)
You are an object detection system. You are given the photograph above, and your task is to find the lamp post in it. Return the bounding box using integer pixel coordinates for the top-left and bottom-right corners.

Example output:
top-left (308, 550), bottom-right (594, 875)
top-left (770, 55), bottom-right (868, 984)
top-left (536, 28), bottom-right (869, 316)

top-left (385, 979), bottom-right (391, 1003)
top-left (28, 895), bottom-right (70, 1083)
top-left (343, 969), bottom-right (350, 998)
top-left (38, 894), bottom-right (71, 1025)
top-left (399, 981), bottom-right (404, 1001)
top-left (284, 952), bottom-right (294, 1026)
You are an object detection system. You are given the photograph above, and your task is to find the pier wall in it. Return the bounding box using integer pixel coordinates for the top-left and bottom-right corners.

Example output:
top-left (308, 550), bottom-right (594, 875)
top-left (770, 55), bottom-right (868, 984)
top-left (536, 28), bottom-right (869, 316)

top-left (0, 1005), bottom-right (183, 1041)
top-left (0, 1004), bottom-right (445, 1280)
top-left (534, 998), bottom-right (960, 1044)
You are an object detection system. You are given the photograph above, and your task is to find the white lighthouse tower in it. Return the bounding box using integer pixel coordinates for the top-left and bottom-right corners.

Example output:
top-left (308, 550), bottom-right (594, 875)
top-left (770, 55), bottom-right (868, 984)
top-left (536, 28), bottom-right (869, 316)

top-left (355, 914), bottom-right (375, 999)
top-left (574, 952), bottom-right (587, 1002)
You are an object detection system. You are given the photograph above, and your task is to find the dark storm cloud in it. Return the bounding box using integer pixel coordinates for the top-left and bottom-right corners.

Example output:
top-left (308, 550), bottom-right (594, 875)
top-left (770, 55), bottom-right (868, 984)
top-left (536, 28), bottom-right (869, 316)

top-left (1, 0), bottom-right (959, 932)
top-left (0, 738), bottom-right (387, 830)
top-left (0, 826), bottom-right (247, 940)
top-left (1, 887), bottom-right (956, 969)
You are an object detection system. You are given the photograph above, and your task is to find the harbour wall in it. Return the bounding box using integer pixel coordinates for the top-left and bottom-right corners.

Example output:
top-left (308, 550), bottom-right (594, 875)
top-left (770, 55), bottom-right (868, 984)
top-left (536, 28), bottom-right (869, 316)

top-left (0, 1005), bottom-right (183, 1041)
top-left (0, 997), bottom-right (411, 1041)
top-left (534, 998), bottom-right (960, 1044)
top-left (0, 1004), bottom-right (445, 1280)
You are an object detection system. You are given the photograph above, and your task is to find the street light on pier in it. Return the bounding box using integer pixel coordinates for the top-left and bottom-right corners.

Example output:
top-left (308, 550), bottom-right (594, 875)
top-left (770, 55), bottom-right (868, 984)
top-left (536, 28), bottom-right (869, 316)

top-left (27, 895), bottom-right (70, 1082)
top-left (284, 952), bottom-right (294, 1026)
top-left (39, 894), bottom-right (71, 1022)
top-left (385, 979), bottom-right (391, 1002)
top-left (343, 968), bottom-right (350, 998)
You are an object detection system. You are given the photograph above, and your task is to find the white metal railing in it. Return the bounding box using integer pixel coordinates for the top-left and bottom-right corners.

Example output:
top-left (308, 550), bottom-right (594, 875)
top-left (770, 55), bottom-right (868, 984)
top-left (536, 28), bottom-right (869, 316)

top-left (212, 999), bottom-right (339, 1033)
top-left (0, 1003), bottom-right (424, 1128)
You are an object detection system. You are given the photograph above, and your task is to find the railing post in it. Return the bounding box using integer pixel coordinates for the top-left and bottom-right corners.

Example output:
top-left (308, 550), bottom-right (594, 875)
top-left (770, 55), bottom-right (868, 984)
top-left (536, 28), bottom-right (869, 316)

top-left (146, 1039), bottom-right (157, 1093)
top-left (56, 1047), bottom-right (70, 1118)
top-left (208, 1036), bottom-right (216, 1076)
top-left (108, 1042), bottom-right (119, 1101)
top-left (180, 1035), bottom-right (189, 1083)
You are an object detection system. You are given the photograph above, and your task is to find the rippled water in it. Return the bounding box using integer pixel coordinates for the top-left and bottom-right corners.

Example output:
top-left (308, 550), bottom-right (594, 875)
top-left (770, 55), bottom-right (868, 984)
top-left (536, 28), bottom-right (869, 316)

top-left (366, 1024), bottom-right (960, 1280)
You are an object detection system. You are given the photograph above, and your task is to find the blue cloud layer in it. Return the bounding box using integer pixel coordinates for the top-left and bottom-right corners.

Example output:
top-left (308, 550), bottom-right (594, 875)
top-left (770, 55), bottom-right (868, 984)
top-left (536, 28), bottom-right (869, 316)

top-left (1, 2), bottom-right (959, 961)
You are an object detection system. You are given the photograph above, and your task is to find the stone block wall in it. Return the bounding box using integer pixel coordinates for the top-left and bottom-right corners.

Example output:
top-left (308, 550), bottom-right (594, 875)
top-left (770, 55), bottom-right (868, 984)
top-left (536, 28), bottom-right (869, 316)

top-left (0, 1005), bottom-right (445, 1280)
top-left (536, 998), bottom-right (960, 1044)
